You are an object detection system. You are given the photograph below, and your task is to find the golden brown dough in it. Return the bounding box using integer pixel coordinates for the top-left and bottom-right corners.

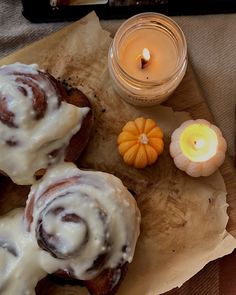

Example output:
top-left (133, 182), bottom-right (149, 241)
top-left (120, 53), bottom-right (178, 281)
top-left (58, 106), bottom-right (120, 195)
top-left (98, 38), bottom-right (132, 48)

top-left (83, 264), bottom-right (129, 295)
top-left (60, 85), bottom-right (93, 163)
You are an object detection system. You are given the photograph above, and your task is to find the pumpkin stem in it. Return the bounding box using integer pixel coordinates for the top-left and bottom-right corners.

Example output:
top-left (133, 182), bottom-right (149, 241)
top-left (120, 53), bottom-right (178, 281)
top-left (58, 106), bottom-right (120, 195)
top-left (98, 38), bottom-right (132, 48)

top-left (139, 133), bottom-right (149, 145)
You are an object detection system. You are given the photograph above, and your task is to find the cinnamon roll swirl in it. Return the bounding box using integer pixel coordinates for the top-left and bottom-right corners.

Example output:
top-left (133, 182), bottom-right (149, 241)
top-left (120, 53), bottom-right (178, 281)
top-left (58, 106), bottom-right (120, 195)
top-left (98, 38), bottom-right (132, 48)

top-left (0, 63), bottom-right (93, 185)
top-left (24, 163), bottom-right (140, 294)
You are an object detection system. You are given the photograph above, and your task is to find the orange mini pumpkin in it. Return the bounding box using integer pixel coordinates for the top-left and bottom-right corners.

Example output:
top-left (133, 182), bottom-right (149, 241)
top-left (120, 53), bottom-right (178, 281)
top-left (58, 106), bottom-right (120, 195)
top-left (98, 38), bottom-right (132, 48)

top-left (117, 117), bottom-right (164, 169)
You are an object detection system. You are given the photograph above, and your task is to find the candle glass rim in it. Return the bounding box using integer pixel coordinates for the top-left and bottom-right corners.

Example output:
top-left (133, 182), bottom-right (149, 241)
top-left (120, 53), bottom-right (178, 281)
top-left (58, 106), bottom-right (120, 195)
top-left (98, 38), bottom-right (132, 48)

top-left (112, 12), bottom-right (187, 86)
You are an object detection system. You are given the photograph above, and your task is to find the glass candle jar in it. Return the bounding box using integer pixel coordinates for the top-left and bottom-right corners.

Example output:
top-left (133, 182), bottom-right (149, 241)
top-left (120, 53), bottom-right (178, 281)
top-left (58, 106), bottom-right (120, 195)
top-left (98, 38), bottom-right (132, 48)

top-left (108, 13), bottom-right (187, 106)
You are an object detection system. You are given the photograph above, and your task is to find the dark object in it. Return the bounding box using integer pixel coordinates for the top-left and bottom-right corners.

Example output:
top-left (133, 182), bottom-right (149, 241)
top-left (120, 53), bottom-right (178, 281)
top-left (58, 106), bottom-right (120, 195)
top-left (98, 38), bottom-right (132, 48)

top-left (40, 263), bottom-right (128, 295)
top-left (22, 0), bottom-right (236, 23)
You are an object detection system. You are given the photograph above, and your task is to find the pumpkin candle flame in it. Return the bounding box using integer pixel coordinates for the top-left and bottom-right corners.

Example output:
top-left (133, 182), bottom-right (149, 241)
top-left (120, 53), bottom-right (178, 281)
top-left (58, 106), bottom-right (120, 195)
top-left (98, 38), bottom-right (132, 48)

top-left (140, 48), bottom-right (151, 69)
top-left (193, 138), bottom-right (205, 150)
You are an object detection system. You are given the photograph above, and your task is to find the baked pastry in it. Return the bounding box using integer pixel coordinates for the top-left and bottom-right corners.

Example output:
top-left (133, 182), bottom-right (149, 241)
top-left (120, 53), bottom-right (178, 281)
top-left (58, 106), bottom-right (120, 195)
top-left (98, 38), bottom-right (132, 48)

top-left (24, 162), bottom-right (141, 295)
top-left (0, 63), bottom-right (93, 185)
top-left (0, 209), bottom-right (47, 295)
top-left (0, 210), bottom-right (22, 294)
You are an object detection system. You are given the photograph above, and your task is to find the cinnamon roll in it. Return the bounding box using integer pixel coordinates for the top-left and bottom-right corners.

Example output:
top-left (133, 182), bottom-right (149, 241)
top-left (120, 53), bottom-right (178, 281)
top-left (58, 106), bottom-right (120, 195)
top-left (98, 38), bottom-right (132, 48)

top-left (0, 63), bottom-right (93, 185)
top-left (0, 209), bottom-right (47, 295)
top-left (24, 163), bottom-right (141, 295)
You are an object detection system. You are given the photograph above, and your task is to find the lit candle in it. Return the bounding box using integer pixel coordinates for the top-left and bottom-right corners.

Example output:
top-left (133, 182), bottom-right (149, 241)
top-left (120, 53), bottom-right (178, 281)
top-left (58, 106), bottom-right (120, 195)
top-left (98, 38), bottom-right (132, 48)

top-left (119, 30), bottom-right (178, 81)
top-left (169, 119), bottom-right (227, 177)
top-left (108, 13), bottom-right (187, 106)
top-left (140, 48), bottom-right (151, 69)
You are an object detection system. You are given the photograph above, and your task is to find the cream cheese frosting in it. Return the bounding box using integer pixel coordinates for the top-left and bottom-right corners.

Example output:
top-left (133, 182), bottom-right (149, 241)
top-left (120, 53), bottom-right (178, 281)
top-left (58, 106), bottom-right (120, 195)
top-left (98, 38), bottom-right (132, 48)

top-left (0, 209), bottom-right (46, 295)
top-left (0, 63), bottom-right (89, 185)
top-left (0, 163), bottom-right (141, 293)
top-left (26, 163), bottom-right (141, 280)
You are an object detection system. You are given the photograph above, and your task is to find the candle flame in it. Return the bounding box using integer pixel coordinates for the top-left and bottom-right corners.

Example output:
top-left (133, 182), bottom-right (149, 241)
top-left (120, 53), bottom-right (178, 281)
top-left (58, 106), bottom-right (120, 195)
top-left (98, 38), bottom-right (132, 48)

top-left (142, 48), bottom-right (151, 62)
top-left (180, 123), bottom-right (218, 163)
top-left (140, 48), bottom-right (151, 69)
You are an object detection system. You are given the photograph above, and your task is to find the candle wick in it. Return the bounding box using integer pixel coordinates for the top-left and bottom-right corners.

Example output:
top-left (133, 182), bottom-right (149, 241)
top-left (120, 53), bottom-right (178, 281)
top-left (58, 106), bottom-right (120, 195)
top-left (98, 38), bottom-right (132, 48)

top-left (141, 58), bottom-right (147, 69)
top-left (141, 48), bottom-right (151, 69)
top-left (194, 139), bottom-right (205, 150)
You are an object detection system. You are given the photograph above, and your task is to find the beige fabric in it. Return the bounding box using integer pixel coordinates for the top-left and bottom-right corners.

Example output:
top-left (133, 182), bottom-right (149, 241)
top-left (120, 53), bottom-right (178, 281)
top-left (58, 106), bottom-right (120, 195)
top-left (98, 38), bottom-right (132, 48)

top-left (175, 15), bottom-right (236, 159)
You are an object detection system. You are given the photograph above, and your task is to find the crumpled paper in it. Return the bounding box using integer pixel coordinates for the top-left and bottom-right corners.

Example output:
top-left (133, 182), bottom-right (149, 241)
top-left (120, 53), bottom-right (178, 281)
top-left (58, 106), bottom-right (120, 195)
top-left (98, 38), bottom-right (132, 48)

top-left (1, 12), bottom-right (236, 295)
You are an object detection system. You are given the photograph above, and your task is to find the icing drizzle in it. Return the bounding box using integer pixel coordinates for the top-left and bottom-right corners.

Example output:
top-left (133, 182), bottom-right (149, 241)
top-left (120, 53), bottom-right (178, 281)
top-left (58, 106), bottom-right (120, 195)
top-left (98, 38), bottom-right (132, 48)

top-left (0, 163), bottom-right (141, 294)
top-left (0, 63), bottom-right (89, 185)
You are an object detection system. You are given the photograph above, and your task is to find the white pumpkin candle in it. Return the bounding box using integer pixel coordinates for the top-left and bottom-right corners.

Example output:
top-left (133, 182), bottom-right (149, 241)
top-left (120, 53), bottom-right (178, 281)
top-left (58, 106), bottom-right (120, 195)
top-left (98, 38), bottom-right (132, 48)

top-left (169, 119), bottom-right (227, 177)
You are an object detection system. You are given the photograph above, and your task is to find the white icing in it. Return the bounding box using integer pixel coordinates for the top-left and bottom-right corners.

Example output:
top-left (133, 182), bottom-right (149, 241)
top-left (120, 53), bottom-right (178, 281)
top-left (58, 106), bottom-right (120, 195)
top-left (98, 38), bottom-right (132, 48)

top-left (0, 63), bottom-right (140, 292)
top-left (28, 163), bottom-right (141, 280)
top-left (0, 209), bottom-right (46, 295)
top-left (0, 63), bottom-right (89, 185)
top-left (43, 204), bottom-right (88, 255)
top-left (0, 164), bottom-right (140, 292)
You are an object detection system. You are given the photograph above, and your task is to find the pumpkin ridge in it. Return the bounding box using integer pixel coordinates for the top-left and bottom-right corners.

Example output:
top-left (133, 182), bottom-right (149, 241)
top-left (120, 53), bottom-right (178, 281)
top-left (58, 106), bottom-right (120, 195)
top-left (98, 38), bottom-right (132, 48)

top-left (123, 121), bottom-right (139, 135)
top-left (148, 133), bottom-right (163, 139)
top-left (134, 144), bottom-right (147, 168)
top-left (144, 144), bottom-right (158, 165)
top-left (147, 127), bottom-right (163, 138)
top-left (148, 138), bottom-right (164, 153)
top-left (120, 137), bottom-right (138, 142)
top-left (134, 117), bottom-right (145, 133)
top-left (144, 118), bottom-right (156, 134)
top-left (118, 141), bottom-right (137, 155)
top-left (121, 131), bottom-right (139, 137)
top-left (117, 131), bottom-right (138, 144)
top-left (123, 143), bottom-right (139, 166)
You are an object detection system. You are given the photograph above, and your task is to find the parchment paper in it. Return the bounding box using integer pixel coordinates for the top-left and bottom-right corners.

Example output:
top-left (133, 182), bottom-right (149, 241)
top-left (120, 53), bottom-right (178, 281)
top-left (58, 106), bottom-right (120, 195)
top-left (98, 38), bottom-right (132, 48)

top-left (0, 12), bottom-right (236, 295)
